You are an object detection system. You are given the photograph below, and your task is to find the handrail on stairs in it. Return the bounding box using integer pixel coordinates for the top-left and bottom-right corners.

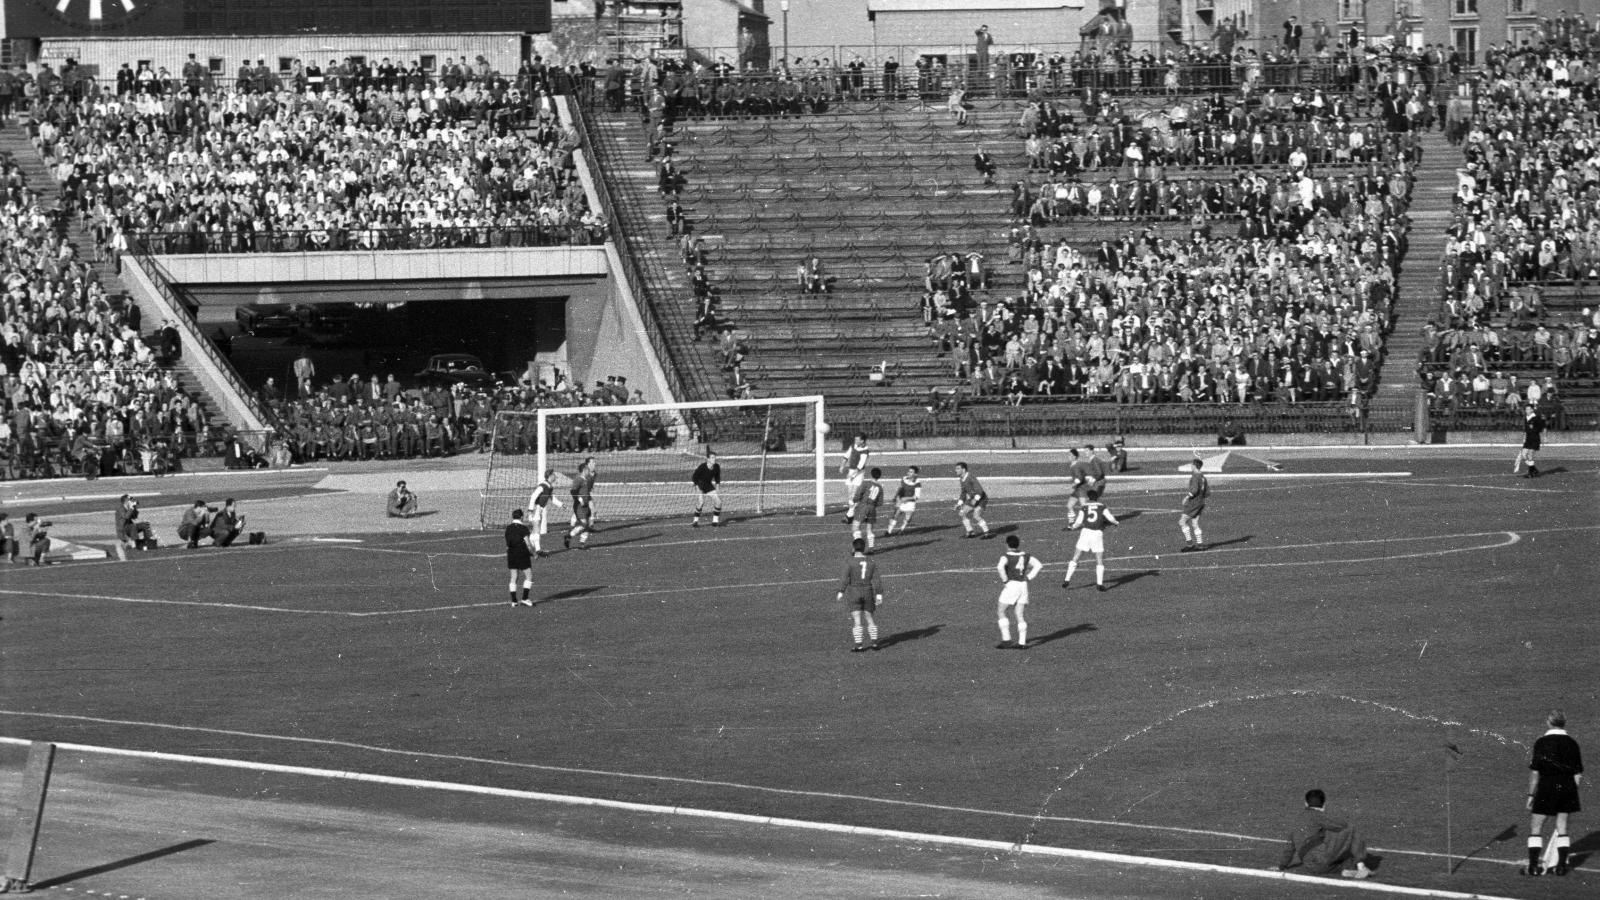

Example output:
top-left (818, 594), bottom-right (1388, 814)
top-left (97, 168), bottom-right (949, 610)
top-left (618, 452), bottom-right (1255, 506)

top-left (125, 238), bottom-right (280, 436)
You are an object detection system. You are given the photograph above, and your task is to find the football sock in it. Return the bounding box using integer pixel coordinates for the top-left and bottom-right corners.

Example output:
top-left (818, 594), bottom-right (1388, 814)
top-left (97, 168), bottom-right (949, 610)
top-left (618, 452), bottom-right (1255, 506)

top-left (851, 625), bottom-right (864, 646)
top-left (508, 591), bottom-right (517, 605)
top-left (1528, 836), bottom-right (1543, 870)
top-left (1192, 524), bottom-right (1203, 544)
top-left (997, 619), bottom-right (1012, 642)
top-left (866, 531), bottom-right (875, 550)
top-left (1016, 619), bottom-right (1027, 645)
top-left (977, 517), bottom-right (988, 533)
top-left (1556, 834), bottom-right (1570, 867)
top-left (867, 622), bottom-right (878, 642)
top-left (1180, 521), bottom-right (1192, 542)
top-left (521, 586), bottom-right (531, 601)
top-left (1096, 562), bottom-right (1105, 586)
top-left (712, 513), bottom-right (720, 524)
top-left (1064, 562), bottom-right (1078, 583)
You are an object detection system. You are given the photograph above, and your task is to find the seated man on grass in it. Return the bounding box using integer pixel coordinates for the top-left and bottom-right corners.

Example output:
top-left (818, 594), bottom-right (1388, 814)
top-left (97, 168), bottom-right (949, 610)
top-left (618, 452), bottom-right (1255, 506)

top-left (387, 480), bottom-right (420, 518)
top-left (1274, 789), bottom-right (1376, 879)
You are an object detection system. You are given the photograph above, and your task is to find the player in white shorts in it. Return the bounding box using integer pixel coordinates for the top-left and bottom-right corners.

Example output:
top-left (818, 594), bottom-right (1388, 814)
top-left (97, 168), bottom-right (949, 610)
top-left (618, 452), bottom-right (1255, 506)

top-left (1063, 495), bottom-right (1119, 592)
top-left (840, 433), bottom-right (871, 521)
top-left (884, 465), bottom-right (922, 535)
top-left (526, 469), bottom-right (564, 556)
top-left (995, 534), bottom-right (1044, 649)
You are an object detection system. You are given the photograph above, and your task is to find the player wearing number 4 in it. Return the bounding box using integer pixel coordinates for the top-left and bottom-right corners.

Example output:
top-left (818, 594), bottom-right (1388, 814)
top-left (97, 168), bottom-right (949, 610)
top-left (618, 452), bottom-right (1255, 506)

top-left (884, 466), bottom-right (922, 535)
top-left (996, 534), bottom-right (1043, 648)
top-left (691, 451), bottom-right (723, 527)
top-left (848, 467), bottom-right (885, 552)
top-left (526, 469), bottom-right (564, 556)
top-left (837, 538), bottom-right (884, 651)
top-left (1063, 495), bottom-right (1119, 592)
top-left (840, 433), bottom-right (870, 522)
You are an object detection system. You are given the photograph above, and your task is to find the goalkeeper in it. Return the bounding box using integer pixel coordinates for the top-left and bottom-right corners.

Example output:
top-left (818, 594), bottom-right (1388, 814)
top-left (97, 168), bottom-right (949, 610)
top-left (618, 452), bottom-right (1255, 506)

top-left (691, 451), bottom-right (723, 527)
top-left (526, 469), bottom-right (564, 556)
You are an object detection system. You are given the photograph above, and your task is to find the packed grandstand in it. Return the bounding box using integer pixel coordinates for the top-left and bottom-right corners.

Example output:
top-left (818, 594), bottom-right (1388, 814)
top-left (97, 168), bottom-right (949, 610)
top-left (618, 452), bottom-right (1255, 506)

top-left (2, 21), bottom-right (1597, 480)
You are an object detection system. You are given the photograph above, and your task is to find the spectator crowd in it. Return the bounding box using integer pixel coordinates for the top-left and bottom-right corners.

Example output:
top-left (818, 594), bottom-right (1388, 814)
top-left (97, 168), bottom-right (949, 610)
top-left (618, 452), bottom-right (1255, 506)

top-left (1428, 31), bottom-right (1600, 411)
top-left (20, 52), bottom-right (606, 257)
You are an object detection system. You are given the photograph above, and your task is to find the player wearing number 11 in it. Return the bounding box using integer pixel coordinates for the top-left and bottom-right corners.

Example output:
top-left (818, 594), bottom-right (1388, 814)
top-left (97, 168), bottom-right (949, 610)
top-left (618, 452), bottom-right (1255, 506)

top-left (837, 538), bottom-right (884, 652)
top-left (1063, 498), bottom-right (1119, 592)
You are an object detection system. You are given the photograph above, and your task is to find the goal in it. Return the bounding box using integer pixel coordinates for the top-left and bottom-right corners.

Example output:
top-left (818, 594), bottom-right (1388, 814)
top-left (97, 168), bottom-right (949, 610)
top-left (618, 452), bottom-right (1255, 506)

top-left (479, 395), bottom-right (828, 526)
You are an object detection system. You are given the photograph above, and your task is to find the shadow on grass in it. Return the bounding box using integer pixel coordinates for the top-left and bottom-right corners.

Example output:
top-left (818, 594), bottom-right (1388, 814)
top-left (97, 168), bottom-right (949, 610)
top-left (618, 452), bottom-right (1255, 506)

top-left (596, 532), bottom-right (662, 548)
top-left (543, 586), bottom-right (606, 601)
top-left (1116, 510), bottom-right (1143, 522)
top-left (1567, 828), bottom-right (1600, 868)
top-left (1451, 824), bottom-right (1519, 874)
top-left (1108, 569), bottom-right (1159, 588)
top-left (875, 624), bottom-right (945, 649)
top-left (991, 524), bottom-right (1019, 537)
top-left (1029, 623), bottom-right (1098, 645)
top-left (33, 839), bottom-right (214, 888)
top-left (1204, 534), bottom-right (1253, 549)
top-left (875, 539), bottom-right (938, 554)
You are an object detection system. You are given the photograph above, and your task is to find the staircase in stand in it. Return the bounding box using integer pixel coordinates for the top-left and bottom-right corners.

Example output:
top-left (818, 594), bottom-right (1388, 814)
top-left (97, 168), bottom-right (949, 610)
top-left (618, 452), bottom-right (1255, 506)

top-left (0, 124), bottom-right (230, 430)
top-left (1376, 127), bottom-right (1456, 403)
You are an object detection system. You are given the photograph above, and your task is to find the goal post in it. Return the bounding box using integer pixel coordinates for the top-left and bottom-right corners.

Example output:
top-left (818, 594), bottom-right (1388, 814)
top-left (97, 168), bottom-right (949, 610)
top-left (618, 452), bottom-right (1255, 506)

top-left (480, 395), bottom-right (828, 526)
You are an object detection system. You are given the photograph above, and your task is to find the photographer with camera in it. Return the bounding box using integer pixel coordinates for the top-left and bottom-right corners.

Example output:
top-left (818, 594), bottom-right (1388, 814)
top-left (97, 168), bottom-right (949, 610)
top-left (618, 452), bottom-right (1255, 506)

top-left (178, 500), bottom-right (215, 549)
top-left (210, 498), bottom-right (246, 547)
top-left (113, 494), bottom-right (155, 558)
top-left (23, 513), bottom-right (51, 565)
top-left (387, 480), bottom-right (420, 518)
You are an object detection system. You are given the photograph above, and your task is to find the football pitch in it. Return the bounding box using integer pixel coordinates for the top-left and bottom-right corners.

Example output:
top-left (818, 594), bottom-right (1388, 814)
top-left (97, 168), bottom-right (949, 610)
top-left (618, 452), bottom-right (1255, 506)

top-left (1, 446), bottom-right (1597, 898)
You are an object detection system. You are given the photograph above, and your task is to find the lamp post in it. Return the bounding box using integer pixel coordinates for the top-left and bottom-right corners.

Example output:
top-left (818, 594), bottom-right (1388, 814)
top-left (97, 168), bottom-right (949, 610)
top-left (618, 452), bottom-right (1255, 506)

top-left (780, 0), bottom-right (790, 73)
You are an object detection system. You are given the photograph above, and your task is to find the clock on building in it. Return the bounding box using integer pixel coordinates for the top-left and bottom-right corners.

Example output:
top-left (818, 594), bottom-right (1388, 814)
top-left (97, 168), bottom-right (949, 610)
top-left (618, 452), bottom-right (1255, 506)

top-left (32, 0), bottom-right (153, 30)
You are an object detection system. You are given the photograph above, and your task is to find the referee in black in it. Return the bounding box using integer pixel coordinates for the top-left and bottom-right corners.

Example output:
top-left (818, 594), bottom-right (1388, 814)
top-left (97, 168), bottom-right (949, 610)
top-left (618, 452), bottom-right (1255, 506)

top-left (506, 509), bottom-right (535, 607)
top-left (1526, 709), bottom-right (1583, 876)
top-left (1514, 406), bottom-right (1546, 478)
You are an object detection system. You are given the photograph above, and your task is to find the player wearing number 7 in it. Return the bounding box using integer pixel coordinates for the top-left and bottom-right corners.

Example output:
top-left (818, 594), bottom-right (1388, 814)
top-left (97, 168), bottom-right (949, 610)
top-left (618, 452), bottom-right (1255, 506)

top-left (837, 538), bottom-right (884, 652)
top-left (1062, 497), bottom-right (1119, 592)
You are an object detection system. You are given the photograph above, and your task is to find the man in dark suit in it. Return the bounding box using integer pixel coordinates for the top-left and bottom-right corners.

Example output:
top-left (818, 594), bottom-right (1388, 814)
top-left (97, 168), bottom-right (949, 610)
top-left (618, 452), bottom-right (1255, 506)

top-left (1283, 16), bottom-right (1303, 55)
top-left (973, 145), bottom-right (997, 185)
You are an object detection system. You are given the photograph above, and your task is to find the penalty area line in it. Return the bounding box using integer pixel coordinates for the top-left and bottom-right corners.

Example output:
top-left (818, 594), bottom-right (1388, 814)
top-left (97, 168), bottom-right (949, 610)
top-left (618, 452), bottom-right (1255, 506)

top-left (0, 733), bottom-right (1532, 897)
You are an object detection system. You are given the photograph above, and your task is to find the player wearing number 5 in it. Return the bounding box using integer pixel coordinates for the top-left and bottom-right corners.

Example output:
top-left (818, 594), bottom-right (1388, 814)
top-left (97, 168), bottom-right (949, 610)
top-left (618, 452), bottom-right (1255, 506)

top-left (839, 433), bottom-right (870, 522)
top-left (837, 538), bottom-right (884, 652)
top-left (995, 535), bottom-right (1043, 648)
top-left (1063, 497), bottom-right (1119, 592)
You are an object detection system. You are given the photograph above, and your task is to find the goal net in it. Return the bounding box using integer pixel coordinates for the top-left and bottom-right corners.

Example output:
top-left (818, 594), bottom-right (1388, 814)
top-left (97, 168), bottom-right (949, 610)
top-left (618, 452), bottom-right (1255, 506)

top-left (479, 395), bottom-right (828, 526)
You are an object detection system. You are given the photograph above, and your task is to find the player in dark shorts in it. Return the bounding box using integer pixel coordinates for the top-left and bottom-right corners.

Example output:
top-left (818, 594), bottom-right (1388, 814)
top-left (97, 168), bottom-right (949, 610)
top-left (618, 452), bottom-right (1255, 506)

top-left (505, 509), bottom-right (535, 606)
top-left (1526, 710), bottom-right (1583, 876)
top-left (1180, 456), bottom-right (1210, 552)
top-left (565, 457), bottom-right (597, 549)
top-left (1514, 407), bottom-right (1546, 478)
top-left (691, 451), bottom-right (723, 527)
top-left (835, 538), bottom-right (884, 651)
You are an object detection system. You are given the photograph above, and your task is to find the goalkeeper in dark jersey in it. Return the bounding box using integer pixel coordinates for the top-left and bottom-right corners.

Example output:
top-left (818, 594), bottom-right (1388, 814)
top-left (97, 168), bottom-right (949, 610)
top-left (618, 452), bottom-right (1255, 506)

top-left (691, 451), bottom-right (723, 527)
top-left (884, 465), bottom-right (922, 536)
top-left (565, 457), bottom-right (597, 550)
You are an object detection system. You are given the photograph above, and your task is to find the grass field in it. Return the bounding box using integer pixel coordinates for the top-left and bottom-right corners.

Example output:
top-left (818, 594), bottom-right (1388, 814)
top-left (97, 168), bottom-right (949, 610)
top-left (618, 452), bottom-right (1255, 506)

top-left (1, 447), bottom-right (1597, 898)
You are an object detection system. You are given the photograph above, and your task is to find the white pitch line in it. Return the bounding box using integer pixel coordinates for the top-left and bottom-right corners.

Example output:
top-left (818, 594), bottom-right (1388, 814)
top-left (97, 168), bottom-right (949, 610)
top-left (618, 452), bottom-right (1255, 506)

top-left (1373, 479), bottom-right (1575, 494)
top-left (0, 732), bottom-right (1543, 894)
top-left (4, 528), bottom-right (1570, 618)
